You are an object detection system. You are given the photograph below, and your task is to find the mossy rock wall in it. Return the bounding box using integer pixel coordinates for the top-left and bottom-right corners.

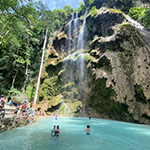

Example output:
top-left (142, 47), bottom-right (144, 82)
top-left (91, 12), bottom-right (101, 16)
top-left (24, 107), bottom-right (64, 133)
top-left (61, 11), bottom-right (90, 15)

top-left (86, 7), bottom-right (125, 40)
top-left (34, 7), bottom-right (150, 124)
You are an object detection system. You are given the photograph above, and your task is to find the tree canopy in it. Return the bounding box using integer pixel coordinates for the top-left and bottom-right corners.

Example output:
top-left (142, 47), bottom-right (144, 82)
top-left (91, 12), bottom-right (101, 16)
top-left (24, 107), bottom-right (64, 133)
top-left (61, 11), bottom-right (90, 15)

top-left (0, 0), bottom-right (74, 95)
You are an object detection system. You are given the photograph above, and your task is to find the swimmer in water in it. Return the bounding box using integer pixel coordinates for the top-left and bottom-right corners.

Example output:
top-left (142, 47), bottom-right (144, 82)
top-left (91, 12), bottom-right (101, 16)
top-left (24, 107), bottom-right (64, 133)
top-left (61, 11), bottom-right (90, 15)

top-left (85, 125), bottom-right (91, 135)
top-left (55, 125), bottom-right (60, 137)
top-left (51, 125), bottom-right (56, 137)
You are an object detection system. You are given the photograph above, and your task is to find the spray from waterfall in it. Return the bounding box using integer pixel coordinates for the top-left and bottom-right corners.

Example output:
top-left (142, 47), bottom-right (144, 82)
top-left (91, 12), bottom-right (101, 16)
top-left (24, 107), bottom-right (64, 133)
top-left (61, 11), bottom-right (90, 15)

top-left (60, 12), bottom-right (79, 116)
top-left (76, 10), bottom-right (88, 114)
top-left (77, 10), bottom-right (88, 82)
top-left (61, 11), bottom-right (89, 116)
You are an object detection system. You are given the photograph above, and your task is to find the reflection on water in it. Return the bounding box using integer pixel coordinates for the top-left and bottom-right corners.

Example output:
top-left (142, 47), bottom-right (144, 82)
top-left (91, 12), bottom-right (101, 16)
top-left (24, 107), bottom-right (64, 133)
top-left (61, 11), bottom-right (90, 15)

top-left (0, 117), bottom-right (150, 150)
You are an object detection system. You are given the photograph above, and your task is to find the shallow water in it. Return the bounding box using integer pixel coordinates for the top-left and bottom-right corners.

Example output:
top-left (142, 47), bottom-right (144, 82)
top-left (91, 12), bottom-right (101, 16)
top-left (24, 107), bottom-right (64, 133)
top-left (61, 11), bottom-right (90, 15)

top-left (0, 117), bottom-right (150, 150)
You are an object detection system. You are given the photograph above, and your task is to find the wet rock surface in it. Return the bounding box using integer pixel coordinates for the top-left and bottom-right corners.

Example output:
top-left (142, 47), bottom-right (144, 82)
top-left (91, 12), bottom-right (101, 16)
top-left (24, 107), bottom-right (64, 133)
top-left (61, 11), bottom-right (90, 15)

top-left (35, 7), bottom-right (150, 124)
top-left (0, 116), bottom-right (35, 133)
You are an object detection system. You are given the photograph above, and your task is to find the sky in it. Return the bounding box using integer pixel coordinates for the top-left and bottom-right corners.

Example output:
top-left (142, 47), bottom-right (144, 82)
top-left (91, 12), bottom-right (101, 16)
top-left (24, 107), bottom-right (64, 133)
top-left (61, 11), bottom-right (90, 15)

top-left (35, 0), bottom-right (83, 10)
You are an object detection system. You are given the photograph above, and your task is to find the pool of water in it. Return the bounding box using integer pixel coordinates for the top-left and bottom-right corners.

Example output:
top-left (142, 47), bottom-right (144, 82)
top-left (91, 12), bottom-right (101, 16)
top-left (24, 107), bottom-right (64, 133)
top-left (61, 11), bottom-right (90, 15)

top-left (0, 117), bottom-right (150, 150)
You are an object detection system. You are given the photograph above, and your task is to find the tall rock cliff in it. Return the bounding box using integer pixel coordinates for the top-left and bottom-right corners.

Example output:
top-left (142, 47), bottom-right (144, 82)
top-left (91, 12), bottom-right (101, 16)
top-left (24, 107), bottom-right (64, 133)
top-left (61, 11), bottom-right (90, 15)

top-left (35, 7), bottom-right (150, 124)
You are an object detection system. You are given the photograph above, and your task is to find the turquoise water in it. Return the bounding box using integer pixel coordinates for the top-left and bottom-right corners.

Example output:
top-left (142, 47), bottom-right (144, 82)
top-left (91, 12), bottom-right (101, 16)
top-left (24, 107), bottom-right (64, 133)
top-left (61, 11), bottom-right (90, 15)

top-left (0, 117), bottom-right (150, 150)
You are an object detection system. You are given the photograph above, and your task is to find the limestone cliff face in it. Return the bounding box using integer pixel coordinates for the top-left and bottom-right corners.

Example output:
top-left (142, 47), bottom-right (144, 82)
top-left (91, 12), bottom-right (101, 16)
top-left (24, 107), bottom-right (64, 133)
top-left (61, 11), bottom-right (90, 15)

top-left (37, 7), bottom-right (150, 124)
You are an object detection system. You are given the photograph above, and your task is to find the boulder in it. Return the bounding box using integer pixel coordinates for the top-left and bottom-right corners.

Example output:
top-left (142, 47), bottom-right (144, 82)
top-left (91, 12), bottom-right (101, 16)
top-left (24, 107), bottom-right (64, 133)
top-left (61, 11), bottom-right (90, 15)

top-left (12, 93), bottom-right (27, 105)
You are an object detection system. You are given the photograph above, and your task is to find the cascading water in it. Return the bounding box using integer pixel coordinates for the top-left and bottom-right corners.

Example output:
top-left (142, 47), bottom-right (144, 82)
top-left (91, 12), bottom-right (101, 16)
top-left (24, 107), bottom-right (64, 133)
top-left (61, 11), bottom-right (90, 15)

top-left (60, 12), bottom-right (77, 116)
top-left (61, 11), bottom-right (89, 116)
top-left (67, 13), bottom-right (74, 51)
top-left (77, 10), bottom-right (88, 50)
top-left (74, 12), bottom-right (79, 31)
top-left (76, 10), bottom-right (88, 114)
top-left (77, 10), bottom-right (88, 81)
top-left (73, 11), bottom-right (79, 48)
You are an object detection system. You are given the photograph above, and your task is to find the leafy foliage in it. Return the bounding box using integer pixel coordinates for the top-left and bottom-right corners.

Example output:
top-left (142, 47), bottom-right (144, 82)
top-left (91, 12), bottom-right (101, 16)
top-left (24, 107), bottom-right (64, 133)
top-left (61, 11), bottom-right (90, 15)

top-left (129, 7), bottom-right (150, 28)
top-left (77, 3), bottom-right (86, 15)
top-left (9, 86), bottom-right (21, 96)
top-left (89, 6), bottom-right (98, 18)
top-left (0, 0), bottom-right (74, 97)
top-left (129, 7), bottom-right (144, 20)
top-left (63, 5), bottom-right (74, 16)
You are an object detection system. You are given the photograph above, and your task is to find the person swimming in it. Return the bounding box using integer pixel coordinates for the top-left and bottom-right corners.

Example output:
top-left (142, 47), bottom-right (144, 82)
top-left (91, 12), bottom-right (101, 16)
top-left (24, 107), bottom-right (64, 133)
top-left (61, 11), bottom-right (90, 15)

top-left (51, 125), bottom-right (56, 137)
top-left (55, 125), bottom-right (60, 137)
top-left (85, 125), bottom-right (91, 135)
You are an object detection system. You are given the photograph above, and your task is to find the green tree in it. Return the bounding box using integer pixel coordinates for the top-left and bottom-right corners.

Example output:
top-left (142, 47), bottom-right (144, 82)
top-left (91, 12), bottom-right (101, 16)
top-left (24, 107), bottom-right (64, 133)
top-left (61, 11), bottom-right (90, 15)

top-left (53, 9), bottom-right (68, 29)
top-left (63, 5), bottom-right (74, 16)
top-left (0, 0), bottom-right (74, 98)
top-left (77, 2), bottom-right (86, 15)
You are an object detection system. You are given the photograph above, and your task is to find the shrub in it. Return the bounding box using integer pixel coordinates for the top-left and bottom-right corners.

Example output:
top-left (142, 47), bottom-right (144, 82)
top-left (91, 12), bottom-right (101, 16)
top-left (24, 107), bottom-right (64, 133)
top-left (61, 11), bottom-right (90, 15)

top-left (89, 6), bottom-right (98, 18)
top-left (9, 86), bottom-right (21, 96)
top-left (129, 7), bottom-right (150, 28)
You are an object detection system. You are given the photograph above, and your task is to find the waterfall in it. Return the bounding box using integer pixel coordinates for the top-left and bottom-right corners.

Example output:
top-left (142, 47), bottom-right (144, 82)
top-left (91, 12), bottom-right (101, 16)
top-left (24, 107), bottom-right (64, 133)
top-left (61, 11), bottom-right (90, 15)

top-left (77, 10), bottom-right (88, 82)
top-left (73, 12), bottom-right (79, 49)
top-left (61, 11), bottom-right (89, 117)
top-left (67, 13), bottom-right (75, 52)
top-left (74, 11), bottom-right (79, 30)
top-left (76, 10), bottom-right (88, 115)
top-left (77, 10), bottom-right (88, 50)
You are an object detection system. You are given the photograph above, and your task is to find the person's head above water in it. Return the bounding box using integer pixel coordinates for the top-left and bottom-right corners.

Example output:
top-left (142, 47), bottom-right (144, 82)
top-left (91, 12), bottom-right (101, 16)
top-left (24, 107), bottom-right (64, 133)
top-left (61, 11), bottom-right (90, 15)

top-left (87, 125), bottom-right (90, 128)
